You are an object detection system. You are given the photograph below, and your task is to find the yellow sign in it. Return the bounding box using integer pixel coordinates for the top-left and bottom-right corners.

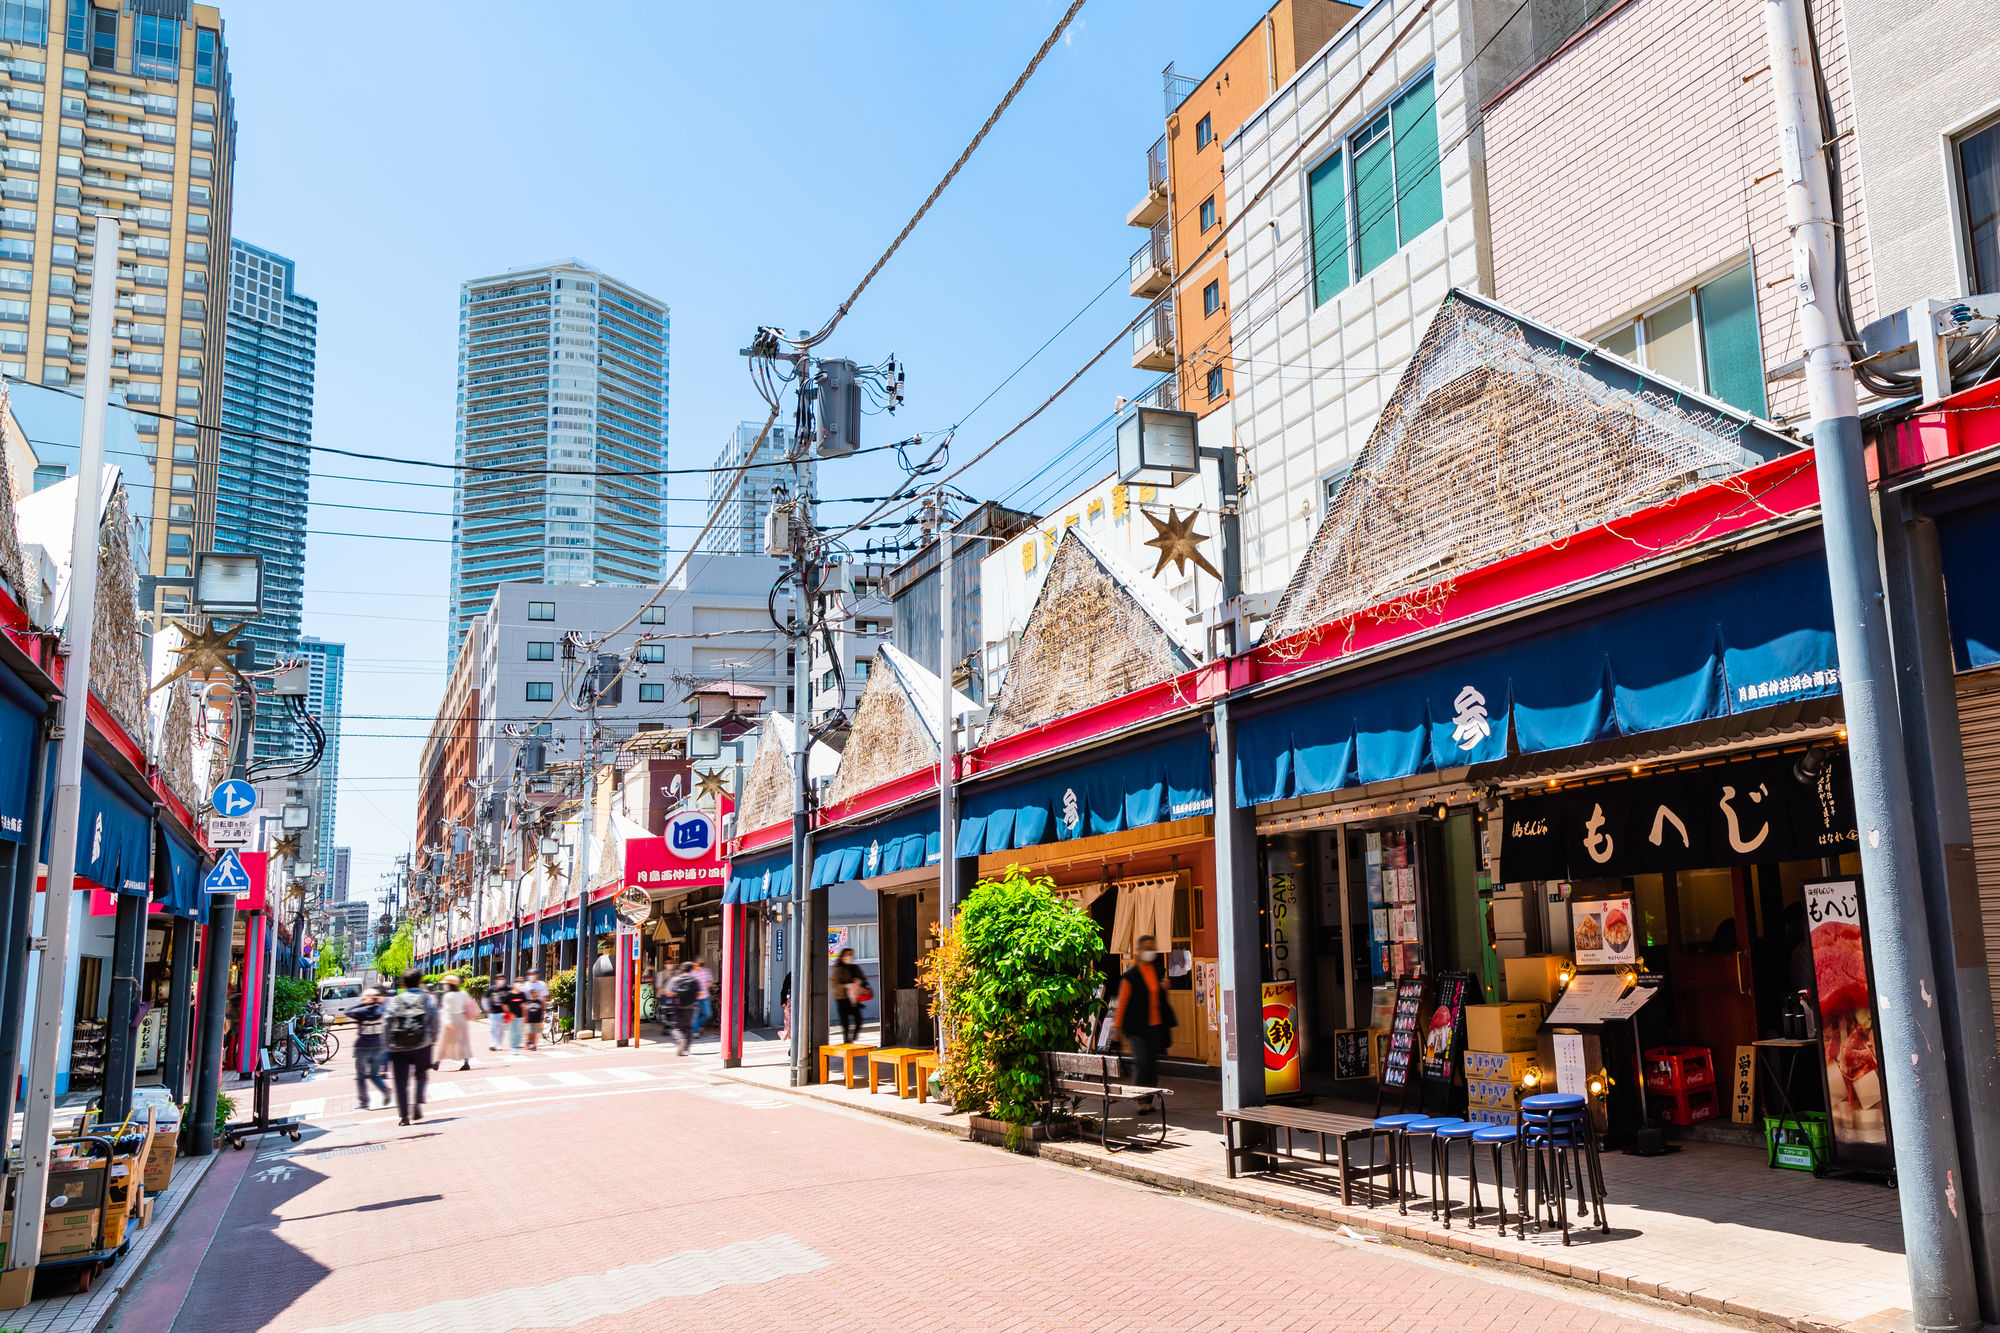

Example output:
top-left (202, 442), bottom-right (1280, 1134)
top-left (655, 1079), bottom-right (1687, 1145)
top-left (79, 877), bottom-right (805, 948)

top-left (1262, 980), bottom-right (1301, 1096)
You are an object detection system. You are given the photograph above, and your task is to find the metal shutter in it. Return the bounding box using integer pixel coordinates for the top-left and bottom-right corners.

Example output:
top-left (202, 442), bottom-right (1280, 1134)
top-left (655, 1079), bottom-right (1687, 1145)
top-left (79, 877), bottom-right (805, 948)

top-left (1957, 671), bottom-right (2000, 1041)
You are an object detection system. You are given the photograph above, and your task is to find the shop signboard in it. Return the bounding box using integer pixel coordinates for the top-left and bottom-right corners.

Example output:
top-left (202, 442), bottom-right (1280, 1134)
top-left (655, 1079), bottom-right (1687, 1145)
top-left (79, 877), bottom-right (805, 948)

top-left (1422, 972), bottom-right (1477, 1085)
top-left (628, 814), bottom-right (725, 894)
top-left (1804, 878), bottom-right (1892, 1170)
top-left (1262, 980), bottom-right (1301, 1096)
top-left (1501, 751), bottom-right (1859, 881)
top-left (1570, 896), bottom-right (1635, 967)
top-left (1380, 977), bottom-right (1428, 1094)
top-left (1730, 1045), bottom-right (1758, 1124)
top-left (1334, 1028), bottom-right (1371, 1080)
top-left (1545, 971), bottom-right (1624, 1025)
top-left (1196, 960), bottom-right (1220, 1031)
top-left (827, 925), bottom-right (848, 960)
top-left (1552, 1030), bottom-right (1588, 1095)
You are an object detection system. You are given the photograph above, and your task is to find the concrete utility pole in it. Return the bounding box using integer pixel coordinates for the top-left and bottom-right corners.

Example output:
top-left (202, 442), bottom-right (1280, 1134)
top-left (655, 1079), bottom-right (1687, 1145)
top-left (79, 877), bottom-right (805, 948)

top-left (937, 492), bottom-right (956, 938)
top-left (1763, 3), bottom-right (1977, 1327)
top-left (9, 215), bottom-right (118, 1289)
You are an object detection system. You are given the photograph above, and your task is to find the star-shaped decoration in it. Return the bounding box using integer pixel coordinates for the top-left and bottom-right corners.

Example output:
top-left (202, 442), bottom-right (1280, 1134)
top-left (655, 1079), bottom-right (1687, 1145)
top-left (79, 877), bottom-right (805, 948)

top-left (1141, 507), bottom-right (1222, 580)
top-left (150, 620), bottom-right (248, 694)
top-left (695, 770), bottom-right (728, 806)
top-left (270, 832), bottom-right (303, 861)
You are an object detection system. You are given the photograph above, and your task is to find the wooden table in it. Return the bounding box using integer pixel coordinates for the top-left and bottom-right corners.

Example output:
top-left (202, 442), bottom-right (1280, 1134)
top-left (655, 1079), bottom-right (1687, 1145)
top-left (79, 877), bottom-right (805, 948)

top-left (867, 1046), bottom-right (929, 1097)
top-left (819, 1043), bottom-right (875, 1088)
top-left (912, 1053), bottom-right (940, 1103)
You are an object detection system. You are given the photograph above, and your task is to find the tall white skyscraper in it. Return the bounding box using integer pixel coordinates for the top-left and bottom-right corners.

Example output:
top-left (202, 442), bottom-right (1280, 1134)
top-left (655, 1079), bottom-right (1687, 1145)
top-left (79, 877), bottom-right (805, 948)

top-left (703, 421), bottom-right (813, 554)
top-left (449, 259), bottom-right (670, 663)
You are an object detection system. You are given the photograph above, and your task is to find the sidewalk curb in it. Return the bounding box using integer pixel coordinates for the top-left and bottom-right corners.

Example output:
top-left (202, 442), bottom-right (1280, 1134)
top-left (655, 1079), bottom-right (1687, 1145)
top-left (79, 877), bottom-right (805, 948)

top-left (712, 1069), bottom-right (1888, 1333)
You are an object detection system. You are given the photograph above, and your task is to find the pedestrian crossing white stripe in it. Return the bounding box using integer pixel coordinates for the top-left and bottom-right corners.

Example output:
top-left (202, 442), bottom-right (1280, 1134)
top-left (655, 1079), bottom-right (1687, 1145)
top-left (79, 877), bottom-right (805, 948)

top-left (426, 1082), bottom-right (465, 1101)
top-left (603, 1067), bottom-right (654, 1083)
top-left (290, 1234), bottom-right (829, 1333)
top-left (288, 1098), bottom-right (325, 1118)
top-left (486, 1076), bottom-right (533, 1092)
top-left (549, 1071), bottom-right (596, 1086)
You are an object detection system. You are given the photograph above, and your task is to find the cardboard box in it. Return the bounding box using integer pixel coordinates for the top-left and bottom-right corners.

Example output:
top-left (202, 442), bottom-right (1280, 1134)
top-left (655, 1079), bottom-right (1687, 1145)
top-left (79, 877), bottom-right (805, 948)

top-left (1467, 1107), bottom-right (1517, 1126)
top-left (1464, 1049), bottom-right (1541, 1082)
top-left (41, 1208), bottom-right (98, 1258)
top-left (1467, 1078), bottom-right (1517, 1108)
top-left (1505, 955), bottom-right (1570, 1006)
top-left (1465, 1002), bottom-right (1543, 1054)
top-left (143, 1135), bottom-right (176, 1193)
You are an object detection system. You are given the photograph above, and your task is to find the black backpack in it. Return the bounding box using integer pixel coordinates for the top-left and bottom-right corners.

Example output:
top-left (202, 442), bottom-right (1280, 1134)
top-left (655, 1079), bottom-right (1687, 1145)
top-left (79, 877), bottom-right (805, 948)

top-left (384, 992), bottom-right (430, 1051)
top-left (669, 973), bottom-right (701, 1005)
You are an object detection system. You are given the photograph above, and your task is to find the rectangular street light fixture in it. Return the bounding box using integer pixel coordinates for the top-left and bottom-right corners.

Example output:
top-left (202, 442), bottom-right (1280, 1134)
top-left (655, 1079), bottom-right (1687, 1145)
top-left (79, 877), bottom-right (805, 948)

top-left (195, 551), bottom-right (264, 614)
top-left (688, 727), bottom-right (722, 760)
top-left (281, 803), bottom-right (310, 830)
top-left (1116, 406), bottom-right (1199, 488)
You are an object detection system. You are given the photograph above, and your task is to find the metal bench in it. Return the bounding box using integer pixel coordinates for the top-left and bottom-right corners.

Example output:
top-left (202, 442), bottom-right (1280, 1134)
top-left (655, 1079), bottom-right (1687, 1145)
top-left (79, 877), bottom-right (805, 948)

top-left (1217, 1104), bottom-right (1394, 1206)
top-left (1042, 1051), bottom-right (1171, 1152)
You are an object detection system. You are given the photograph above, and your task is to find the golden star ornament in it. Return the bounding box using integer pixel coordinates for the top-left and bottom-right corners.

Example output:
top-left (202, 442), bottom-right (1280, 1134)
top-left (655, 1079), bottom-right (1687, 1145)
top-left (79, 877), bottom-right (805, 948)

top-left (150, 620), bottom-right (248, 694)
top-left (270, 832), bottom-right (303, 861)
top-left (695, 770), bottom-right (729, 805)
top-left (1141, 507), bottom-right (1223, 580)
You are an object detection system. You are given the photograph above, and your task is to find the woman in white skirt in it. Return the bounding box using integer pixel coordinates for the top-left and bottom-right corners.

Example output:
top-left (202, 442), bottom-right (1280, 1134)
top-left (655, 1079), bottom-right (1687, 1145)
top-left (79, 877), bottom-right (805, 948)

top-left (434, 975), bottom-right (477, 1071)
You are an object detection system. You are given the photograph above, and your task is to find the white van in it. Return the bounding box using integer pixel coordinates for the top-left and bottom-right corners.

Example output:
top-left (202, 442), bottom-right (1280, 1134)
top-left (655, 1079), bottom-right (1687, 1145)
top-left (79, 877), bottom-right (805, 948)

top-left (316, 976), bottom-right (367, 1024)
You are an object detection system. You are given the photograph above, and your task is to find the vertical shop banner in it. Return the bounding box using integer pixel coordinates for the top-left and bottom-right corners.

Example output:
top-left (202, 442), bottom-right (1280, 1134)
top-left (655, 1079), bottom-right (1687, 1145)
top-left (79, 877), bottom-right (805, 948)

top-left (1267, 872), bottom-right (1298, 982)
top-left (1730, 1045), bottom-right (1757, 1124)
top-left (1805, 879), bottom-right (1891, 1167)
top-left (1381, 977), bottom-right (1427, 1091)
top-left (1262, 981), bottom-right (1301, 1095)
top-left (1196, 961), bottom-right (1220, 1031)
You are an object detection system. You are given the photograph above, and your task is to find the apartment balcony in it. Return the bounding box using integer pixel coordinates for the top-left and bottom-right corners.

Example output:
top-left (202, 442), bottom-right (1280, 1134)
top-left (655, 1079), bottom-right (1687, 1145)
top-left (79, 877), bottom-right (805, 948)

top-left (1132, 298), bottom-right (1175, 372)
top-left (1126, 134), bottom-right (1167, 228)
top-left (1128, 221), bottom-right (1171, 299)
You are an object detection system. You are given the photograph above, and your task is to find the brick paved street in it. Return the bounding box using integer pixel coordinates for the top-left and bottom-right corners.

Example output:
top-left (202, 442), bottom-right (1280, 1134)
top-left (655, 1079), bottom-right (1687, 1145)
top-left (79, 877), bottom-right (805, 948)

top-left (103, 1034), bottom-right (1739, 1333)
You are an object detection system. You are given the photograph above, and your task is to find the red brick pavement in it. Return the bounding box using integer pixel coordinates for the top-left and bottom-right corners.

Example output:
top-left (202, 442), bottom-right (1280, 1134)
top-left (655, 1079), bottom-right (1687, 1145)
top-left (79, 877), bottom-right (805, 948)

top-left (118, 1039), bottom-right (1711, 1333)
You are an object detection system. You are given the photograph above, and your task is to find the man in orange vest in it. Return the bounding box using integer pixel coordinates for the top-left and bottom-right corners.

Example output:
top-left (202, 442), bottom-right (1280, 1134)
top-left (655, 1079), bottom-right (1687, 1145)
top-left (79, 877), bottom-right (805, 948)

top-left (1113, 934), bottom-right (1177, 1084)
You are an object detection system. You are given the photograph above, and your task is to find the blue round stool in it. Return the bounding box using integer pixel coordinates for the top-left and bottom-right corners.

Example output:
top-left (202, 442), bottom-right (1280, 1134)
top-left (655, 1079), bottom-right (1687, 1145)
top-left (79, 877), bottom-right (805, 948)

top-left (1431, 1120), bottom-right (1481, 1227)
top-left (1468, 1124), bottom-right (1521, 1234)
top-left (1399, 1117), bottom-right (1466, 1217)
top-left (1365, 1114), bottom-right (1426, 1210)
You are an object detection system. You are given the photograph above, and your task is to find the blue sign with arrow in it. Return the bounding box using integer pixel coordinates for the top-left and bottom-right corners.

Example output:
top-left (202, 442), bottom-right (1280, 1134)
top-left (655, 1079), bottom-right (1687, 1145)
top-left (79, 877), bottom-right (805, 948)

top-left (210, 779), bottom-right (256, 818)
top-left (204, 849), bottom-right (251, 895)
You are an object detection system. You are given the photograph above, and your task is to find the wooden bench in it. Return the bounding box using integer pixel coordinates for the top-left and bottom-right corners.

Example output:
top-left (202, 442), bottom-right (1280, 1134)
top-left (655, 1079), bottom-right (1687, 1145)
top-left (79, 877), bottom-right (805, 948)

top-left (867, 1047), bottom-right (928, 1097)
top-left (912, 1053), bottom-right (940, 1104)
top-left (1043, 1051), bottom-right (1171, 1152)
top-left (818, 1042), bottom-right (875, 1088)
top-left (1216, 1104), bottom-right (1394, 1207)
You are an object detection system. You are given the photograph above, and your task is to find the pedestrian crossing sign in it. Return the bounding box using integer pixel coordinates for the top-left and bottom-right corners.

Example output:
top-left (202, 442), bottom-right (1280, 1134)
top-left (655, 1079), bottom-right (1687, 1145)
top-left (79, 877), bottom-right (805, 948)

top-left (205, 849), bottom-right (252, 895)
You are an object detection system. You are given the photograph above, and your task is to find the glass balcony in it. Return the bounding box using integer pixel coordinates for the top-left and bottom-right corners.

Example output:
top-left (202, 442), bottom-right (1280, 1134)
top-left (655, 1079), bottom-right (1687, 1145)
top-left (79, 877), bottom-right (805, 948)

top-left (1132, 298), bottom-right (1174, 372)
top-left (1128, 222), bottom-right (1170, 298)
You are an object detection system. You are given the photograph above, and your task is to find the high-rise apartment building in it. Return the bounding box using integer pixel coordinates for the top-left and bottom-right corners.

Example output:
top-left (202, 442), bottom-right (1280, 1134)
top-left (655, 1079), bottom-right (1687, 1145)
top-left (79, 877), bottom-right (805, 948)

top-left (219, 236), bottom-right (314, 762)
top-left (702, 420), bottom-right (809, 554)
top-left (299, 635), bottom-right (342, 879)
top-left (449, 259), bottom-right (669, 664)
top-left (0, 1), bottom-right (234, 616)
top-left (330, 845), bottom-right (349, 902)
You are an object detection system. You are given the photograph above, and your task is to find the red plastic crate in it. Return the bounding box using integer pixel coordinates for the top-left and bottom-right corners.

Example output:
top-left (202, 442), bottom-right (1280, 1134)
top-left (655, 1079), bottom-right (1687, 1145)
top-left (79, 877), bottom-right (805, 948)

top-left (1643, 1046), bottom-right (1715, 1093)
top-left (1648, 1086), bottom-right (1720, 1126)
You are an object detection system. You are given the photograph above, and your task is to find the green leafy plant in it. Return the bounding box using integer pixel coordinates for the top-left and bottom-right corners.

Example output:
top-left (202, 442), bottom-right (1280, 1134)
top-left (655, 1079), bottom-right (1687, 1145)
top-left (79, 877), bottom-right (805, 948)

top-left (926, 864), bottom-right (1103, 1134)
top-left (214, 1092), bottom-right (236, 1136)
top-left (374, 918), bottom-right (413, 980)
top-left (272, 976), bottom-right (317, 1026)
top-left (461, 973), bottom-right (490, 1001)
top-left (315, 939), bottom-right (349, 980)
top-left (548, 968), bottom-right (575, 1012)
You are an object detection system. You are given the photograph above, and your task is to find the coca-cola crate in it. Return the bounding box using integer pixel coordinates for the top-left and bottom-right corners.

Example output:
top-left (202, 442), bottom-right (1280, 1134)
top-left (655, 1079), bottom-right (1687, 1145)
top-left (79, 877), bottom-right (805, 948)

top-left (1643, 1045), bottom-right (1715, 1093)
top-left (1648, 1085), bottom-right (1720, 1127)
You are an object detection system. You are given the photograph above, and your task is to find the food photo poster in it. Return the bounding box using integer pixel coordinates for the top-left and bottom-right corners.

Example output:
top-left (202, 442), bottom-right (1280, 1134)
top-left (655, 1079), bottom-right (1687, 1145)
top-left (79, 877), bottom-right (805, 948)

top-left (1571, 896), bottom-right (1635, 966)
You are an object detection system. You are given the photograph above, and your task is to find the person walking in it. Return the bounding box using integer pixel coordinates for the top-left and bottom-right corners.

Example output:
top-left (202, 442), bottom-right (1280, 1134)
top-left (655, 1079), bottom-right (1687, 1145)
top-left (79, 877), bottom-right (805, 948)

top-left (384, 970), bottom-right (440, 1126)
top-left (779, 971), bottom-right (792, 1041)
top-left (1113, 935), bottom-right (1177, 1087)
top-left (350, 987), bottom-right (390, 1110)
top-left (665, 962), bottom-right (701, 1056)
top-left (503, 976), bottom-right (527, 1050)
top-left (691, 958), bottom-right (715, 1034)
top-left (831, 948), bottom-right (868, 1045)
top-left (435, 975), bottom-right (475, 1071)
top-left (521, 970), bottom-right (549, 1050)
top-left (486, 976), bottom-right (514, 1050)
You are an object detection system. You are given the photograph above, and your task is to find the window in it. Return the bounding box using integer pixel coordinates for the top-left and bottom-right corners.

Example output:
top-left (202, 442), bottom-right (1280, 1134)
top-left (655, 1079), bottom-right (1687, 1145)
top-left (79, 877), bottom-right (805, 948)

top-left (525, 641), bottom-right (554, 661)
top-left (1960, 118), bottom-right (2000, 295)
top-left (639, 604), bottom-right (664, 624)
top-left (854, 660), bottom-right (871, 681)
top-left (0, 1), bottom-right (46, 45)
top-left (819, 670), bottom-right (837, 693)
top-left (527, 601), bottom-right (554, 621)
top-left (89, 6), bottom-right (115, 71)
top-left (1199, 195), bottom-right (1217, 232)
top-left (637, 643), bottom-right (665, 663)
top-left (1307, 70), bottom-right (1444, 306)
top-left (525, 682), bottom-right (554, 702)
top-left (1206, 366), bottom-right (1226, 401)
top-left (1195, 114), bottom-right (1212, 151)
top-left (1597, 262), bottom-right (1766, 416)
top-left (193, 28), bottom-right (215, 86)
top-left (638, 683), bottom-right (665, 703)
top-left (1323, 461), bottom-right (1353, 512)
top-left (1203, 279), bottom-right (1221, 317)
top-left (62, 0), bottom-right (80, 51)
top-left (134, 13), bottom-right (177, 78)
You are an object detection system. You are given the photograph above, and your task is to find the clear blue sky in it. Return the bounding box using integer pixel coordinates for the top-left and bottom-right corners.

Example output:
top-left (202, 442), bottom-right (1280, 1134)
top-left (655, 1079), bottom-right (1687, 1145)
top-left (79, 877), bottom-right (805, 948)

top-left (224, 0), bottom-right (1263, 910)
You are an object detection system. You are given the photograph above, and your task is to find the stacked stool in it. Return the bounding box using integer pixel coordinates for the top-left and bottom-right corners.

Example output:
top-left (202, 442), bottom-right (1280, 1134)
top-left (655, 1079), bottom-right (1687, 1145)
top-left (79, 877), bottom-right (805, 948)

top-left (1518, 1092), bottom-right (1608, 1244)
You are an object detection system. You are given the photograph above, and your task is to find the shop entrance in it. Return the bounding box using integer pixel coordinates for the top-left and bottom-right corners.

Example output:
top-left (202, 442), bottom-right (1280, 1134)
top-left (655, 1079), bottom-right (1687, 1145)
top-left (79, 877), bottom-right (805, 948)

top-left (877, 887), bottom-right (937, 1049)
top-left (1660, 868), bottom-right (1758, 1060)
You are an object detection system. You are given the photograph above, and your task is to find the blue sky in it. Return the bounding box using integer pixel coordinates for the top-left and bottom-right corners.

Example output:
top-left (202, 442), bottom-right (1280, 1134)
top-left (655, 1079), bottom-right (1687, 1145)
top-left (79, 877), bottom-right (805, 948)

top-left (224, 0), bottom-right (1263, 910)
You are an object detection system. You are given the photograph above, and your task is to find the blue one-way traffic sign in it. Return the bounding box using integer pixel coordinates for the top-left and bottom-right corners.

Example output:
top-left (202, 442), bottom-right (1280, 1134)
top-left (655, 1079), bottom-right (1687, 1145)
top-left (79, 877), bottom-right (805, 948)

top-left (211, 779), bottom-right (256, 818)
top-left (205, 849), bottom-right (251, 895)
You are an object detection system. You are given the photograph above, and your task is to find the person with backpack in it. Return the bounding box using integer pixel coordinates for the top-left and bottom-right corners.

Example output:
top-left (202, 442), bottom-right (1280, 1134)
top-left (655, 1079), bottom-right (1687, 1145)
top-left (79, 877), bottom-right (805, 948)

top-left (349, 987), bottom-right (390, 1110)
top-left (383, 970), bottom-right (440, 1125)
top-left (666, 961), bottom-right (702, 1056)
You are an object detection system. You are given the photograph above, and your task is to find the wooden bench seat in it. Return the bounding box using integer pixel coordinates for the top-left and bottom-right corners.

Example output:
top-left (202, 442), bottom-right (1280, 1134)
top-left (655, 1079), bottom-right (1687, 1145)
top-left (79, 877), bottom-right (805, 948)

top-left (912, 1053), bottom-right (940, 1104)
top-left (867, 1047), bottom-right (929, 1097)
top-left (1044, 1052), bottom-right (1171, 1152)
top-left (1217, 1104), bottom-right (1396, 1206)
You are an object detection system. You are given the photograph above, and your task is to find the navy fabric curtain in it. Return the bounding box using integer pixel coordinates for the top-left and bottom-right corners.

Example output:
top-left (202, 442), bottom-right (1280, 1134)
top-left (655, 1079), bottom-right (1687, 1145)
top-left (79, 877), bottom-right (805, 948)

top-left (53, 753), bottom-right (155, 894)
top-left (955, 729), bottom-right (1215, 857)
top-left (0, 666), bottom-right (47, 844)
top-left (725, 853), bottom-right (792, 904)
top-left (155, 825), bottom-right (205, 919)
top-left (1935, 498), bottom-right (2000, 670)
top-left (1237, 551), bottom-right (1841, 805)
top-left (812, 806), bottom-right (941, 888)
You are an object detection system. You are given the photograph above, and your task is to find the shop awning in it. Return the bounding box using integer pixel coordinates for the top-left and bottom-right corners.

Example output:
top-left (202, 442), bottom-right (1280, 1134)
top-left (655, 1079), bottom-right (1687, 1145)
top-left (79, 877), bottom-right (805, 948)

top-left (724, 851), bottom-right (793, 904)
top-left (956, 729), bottom-right (1214, 857)
top-left (477, 939), bottom-right (492, 957)
top-left (0, 665), bottom-right (47, 844)
top-left (812, 806), bottom-right (940, 889)
top-left (589, 903), bottom-right (617, 935)
top-left (1237, 549), bottom-right (1842, 805)
top-left (46, 752), bottom-right (155, 894)
top-left (1935, 492), bottom-right (2000, 670)
top-left (154, 824), bottom-right (205, 919)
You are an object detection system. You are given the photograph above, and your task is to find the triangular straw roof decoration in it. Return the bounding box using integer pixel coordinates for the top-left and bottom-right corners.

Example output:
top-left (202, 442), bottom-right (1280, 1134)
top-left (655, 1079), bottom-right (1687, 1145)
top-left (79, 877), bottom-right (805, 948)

top-left (1262, 290), bottom-right (1798, 645)
top-left (825, 644), bottom-right (976, 806)
top-left (983, 524), bottom-right (1200, 743)
top-left (733, 714), bottom-right (796, 838)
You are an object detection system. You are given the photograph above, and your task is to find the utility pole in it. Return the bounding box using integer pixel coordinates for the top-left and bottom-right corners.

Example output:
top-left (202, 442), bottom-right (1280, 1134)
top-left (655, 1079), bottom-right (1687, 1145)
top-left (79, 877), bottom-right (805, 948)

top-left (1763, 3), bottom-right (1976, 1327)
top-left (573, 678), bottom-right (601, 1039)
top-left (936, 491), bottom-right (958, 1056)
top-left (8, 215), bottom-right (118, 1293)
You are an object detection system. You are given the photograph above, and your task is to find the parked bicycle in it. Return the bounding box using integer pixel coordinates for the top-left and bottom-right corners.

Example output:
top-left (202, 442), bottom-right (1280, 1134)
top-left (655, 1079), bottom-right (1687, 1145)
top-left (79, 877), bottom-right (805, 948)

top-left (265, 1015), bottom-right (338, 1071)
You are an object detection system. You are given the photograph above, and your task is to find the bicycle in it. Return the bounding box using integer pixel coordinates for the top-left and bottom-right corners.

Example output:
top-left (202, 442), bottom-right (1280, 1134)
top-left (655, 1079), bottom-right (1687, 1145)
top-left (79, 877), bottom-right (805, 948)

top-left (265, 1016), bottom-right (338, 1071)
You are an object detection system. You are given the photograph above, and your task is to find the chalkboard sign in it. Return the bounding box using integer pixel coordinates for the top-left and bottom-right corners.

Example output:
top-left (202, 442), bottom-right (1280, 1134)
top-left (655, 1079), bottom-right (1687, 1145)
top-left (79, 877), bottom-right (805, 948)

top-left (1380, 976), bottom-right (1429, 1099)
top-left (1333, 1028), bottom-right (1372, 1081)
